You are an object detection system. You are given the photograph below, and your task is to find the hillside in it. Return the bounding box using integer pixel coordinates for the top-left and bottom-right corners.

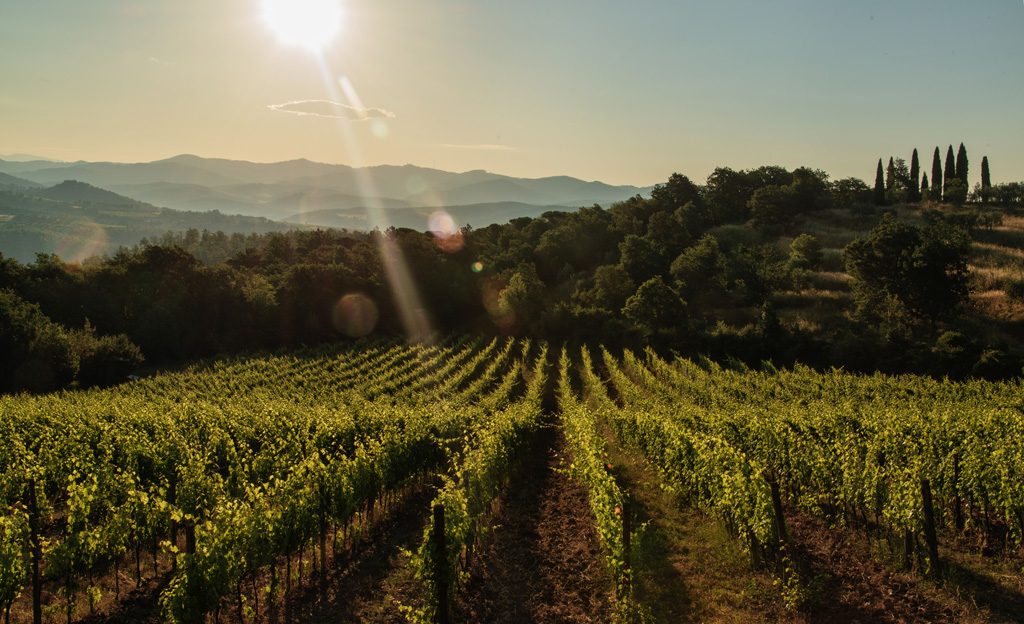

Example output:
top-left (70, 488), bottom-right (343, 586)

top-left (285, 201), bottom-right (575, 230)
top-left (2, 342), bottom-right (1022, 623)
top-left (4, 160), bottom-right (1020, 375)
top-left (0, 154), bottom-right (653, 222)
top-left (35, 179), bottom-right (144, 204)
top-left (0, 182), bottom-right (298, 262)
top-left (0, 171), bottom-right (42, 190)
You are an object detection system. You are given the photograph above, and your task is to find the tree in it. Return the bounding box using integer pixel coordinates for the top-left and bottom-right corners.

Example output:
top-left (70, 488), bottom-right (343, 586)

top-left (0, 289), bottom-right (76, 392)
top-left (790, 167), bottom-right (831, 212)
top-left (497, 266), bottom-right (545, 333)
top-left (646, 209), bottom-right (690, 255)
top-left (788, 233), bottom-right (823, 270)
top-left (931, 147), bottom-right (943, 201)
top-left (830, 177), bottom-right (871, 209)
top-left (585, 264), bottom-right (635, 311)
top-left (704, 167), bottom-right (756, 223)
top-left (885, 157), bottom-right (896, 192)
top-left (981, 156), bottom-right (992, 203)
top-left (622, 276), bottom-right (687, 339)
top-left (844, 215), bottom-right (970, 322)
top-left (944, 145), bottom-right (956, 200)
top-left (887, 158), bottom-right (911, 204)
top-left (909, 148), bottom-right (921, 202)
top-left (618, 234), bottom-right (663, 283)
top-left (956, 143), bottom-right (968, 186)
top-left (670, 235), bottom-right (723, 297)
top-left (69, 322), bottom-right (145, 388)
top-left (943, 178), bottom-right (968, 206)
top-left (921, 173), bottom-right (930, 200)
top-left (873, 159), bottom-right (886, 205)
top-left (651, 173), bottom-right (703, 209)
top-left (749, 184), bottom-right (800, 226)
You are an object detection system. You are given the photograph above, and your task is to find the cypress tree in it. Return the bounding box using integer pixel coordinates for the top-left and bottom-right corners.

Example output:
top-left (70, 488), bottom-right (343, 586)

top-left (921, 173), bottom-right (929, 200)
top-left (981, 156), bottom-right (991, 203)
top-left (956, 142), bottom-right (968, 185)
top-left (909, 148), bottom-right (921, 202)
top-left (931, 147), bottom-right (943, 201)
top-left (873, 159), bottom-right (886, 205)
top-left (944, 145), bottom-right (956, 200)
top-left (886, 157), bottom-right (895, 191)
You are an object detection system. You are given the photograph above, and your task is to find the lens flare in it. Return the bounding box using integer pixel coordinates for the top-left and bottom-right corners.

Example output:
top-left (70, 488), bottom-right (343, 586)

top-left (55, 219), bottom-right (109, 263)
top-left (481, 276), bottom-right (516, 332)
top-left (332, 293), bottom-right (379, 337)
top-left (429, 210), bottom-right (464, 253)
top-left (304, 52), bottom-right (435, 342)
top-left (428, 210), bottom-right (457, 237)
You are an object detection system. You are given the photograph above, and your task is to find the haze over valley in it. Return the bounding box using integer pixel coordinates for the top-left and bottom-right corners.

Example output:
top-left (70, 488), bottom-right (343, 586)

top-left (0, 154), bottom-right (652, 261)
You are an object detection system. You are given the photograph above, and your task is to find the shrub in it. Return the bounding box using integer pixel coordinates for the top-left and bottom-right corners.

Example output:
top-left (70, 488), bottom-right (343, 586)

top-left (70, 322), bottom-right (145, 388)
top-left (0, 289), bottom-right (76, 392)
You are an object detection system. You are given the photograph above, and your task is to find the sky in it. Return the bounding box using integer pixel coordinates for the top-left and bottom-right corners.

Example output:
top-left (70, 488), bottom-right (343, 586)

top-left (0, 0), bottom-right (1021, 186)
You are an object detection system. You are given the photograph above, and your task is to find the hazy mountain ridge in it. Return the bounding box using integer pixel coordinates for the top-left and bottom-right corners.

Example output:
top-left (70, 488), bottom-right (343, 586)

top-left (36, 180), bottom-right (144, 205)
top-left (0, 181), bottom-right (296, 262)
top-left (0, 155), bottom-right (653, 222)
top-left (0, 171), bottom-right (43, 190)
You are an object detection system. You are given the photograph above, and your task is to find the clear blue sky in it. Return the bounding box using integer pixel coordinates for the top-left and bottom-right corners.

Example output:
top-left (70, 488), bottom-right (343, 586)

top-left (0, 0), bottom-right (1021, 185)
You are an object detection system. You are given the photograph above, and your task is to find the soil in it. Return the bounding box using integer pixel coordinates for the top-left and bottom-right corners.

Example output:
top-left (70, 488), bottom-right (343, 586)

top-left (13, 425), bottom-right (1022, 624)
top-left (455, 424), bottom-right (616, 624)
top-left (785, 511), bottom-right (988, 624)
top-left (280, 485), bottom-right (434, 624)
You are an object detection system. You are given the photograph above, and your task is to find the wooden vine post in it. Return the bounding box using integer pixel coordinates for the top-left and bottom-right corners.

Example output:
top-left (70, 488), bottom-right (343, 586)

top-left (952, 454), bottom-right (964, 532)
top-left (319, 480), bottom-right (328, 596)
top-left (184, 521), bottom-right (196, 557)
top-left (766, 472), bottom-right (789, 555)
top-left (168, 476), bottom-right (178, 572)
top-left (431, 504), bottom-right (451, 624)
top-left (621, 498), bottom-right (632, 594)
top-left (920, 478), bottom-right (940, 577)
top-left (26, 479), bottom-right (42, 624)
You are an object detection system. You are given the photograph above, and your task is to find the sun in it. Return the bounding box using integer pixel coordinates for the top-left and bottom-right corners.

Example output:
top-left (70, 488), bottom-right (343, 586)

top-left (262, 0), bottom-right (342, 52)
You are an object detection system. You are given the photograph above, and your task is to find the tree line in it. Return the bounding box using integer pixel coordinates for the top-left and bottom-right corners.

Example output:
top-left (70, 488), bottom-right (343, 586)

top-left (872, 144), bottom-right (1015, 206)
top-left (2, 160), bottom-right (1022, 392)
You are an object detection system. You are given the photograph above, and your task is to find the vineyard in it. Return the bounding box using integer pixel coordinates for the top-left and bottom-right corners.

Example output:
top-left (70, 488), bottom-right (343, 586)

top-left (1, 340), bottom-right (1023, 623)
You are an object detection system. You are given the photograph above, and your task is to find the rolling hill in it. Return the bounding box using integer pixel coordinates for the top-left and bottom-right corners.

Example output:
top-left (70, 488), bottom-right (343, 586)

top-left (0, 155), bottom-right (653, 222)
top-left (0, 181), bottom-right (297, 262)
top-left (0, 172), bottom-right (43, 190)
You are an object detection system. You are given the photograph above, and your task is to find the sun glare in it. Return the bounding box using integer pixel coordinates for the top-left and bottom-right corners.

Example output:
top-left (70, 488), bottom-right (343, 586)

top-left (263, 0), bottom-right (342, 52)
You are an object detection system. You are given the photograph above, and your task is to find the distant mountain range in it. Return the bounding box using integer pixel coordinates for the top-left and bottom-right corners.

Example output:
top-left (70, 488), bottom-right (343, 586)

top-left (0, 154), bottom-right (654, 262)
top-left (0, 153), bottom-right (59, 163)
top-left (0, 155), bottom-right (653, 226)
top-left (0, 181), bottom-right (293, 263)
top-left (0, 171), bottom-right (43, 190)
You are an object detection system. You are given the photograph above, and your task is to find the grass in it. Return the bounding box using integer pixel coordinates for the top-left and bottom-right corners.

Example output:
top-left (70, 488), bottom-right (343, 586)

top-left (970, 290), bottom-right (1024, 325)
top-left (601, 426), bottom-right (787, 624)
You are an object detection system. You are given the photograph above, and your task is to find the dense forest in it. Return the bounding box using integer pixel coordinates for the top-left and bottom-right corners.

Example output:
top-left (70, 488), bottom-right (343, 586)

top-left (2, 147), bottom-right (1023, 392)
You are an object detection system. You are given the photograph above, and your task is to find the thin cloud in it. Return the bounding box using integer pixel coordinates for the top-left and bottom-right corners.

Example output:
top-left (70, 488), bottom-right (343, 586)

top-left (268, 99), bottom-right (396, 121)
top-left (439, 143), bottom-right (517, 151)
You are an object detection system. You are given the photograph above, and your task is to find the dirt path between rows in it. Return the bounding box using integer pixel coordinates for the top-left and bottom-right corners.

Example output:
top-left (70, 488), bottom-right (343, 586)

top-left (286, 486), bottom-right (433, 623)
top-left (785, 512), bottom-right (993, 624)
top-left (455, 424), bottom-right (615, 623)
